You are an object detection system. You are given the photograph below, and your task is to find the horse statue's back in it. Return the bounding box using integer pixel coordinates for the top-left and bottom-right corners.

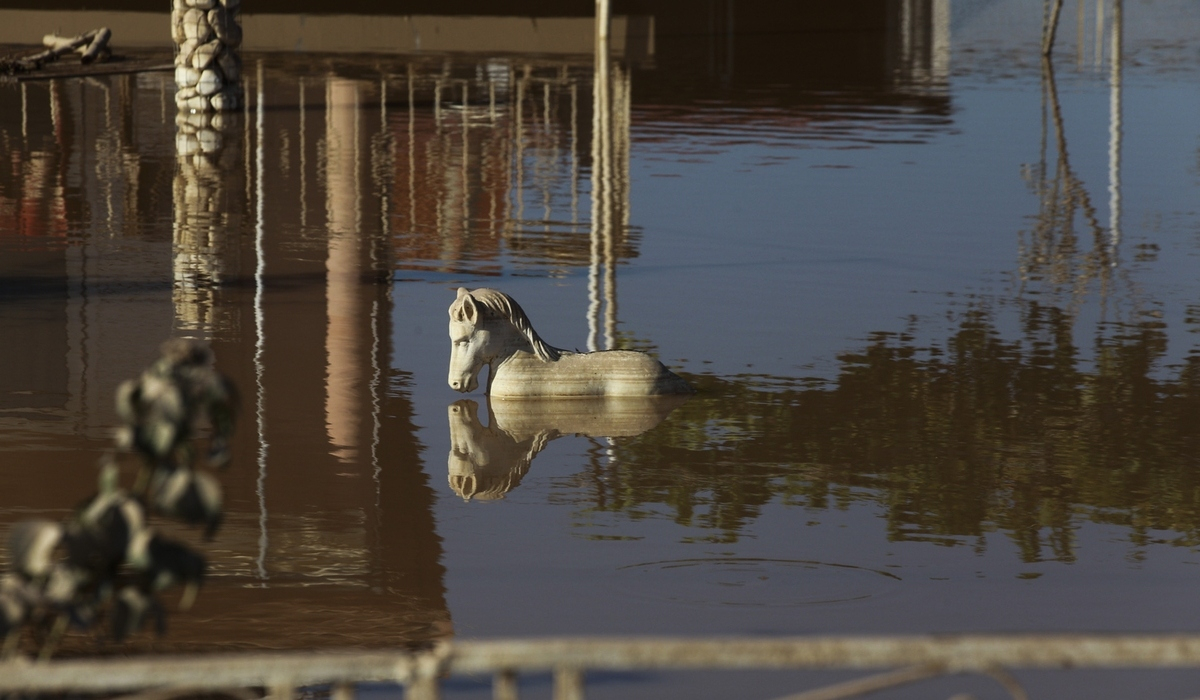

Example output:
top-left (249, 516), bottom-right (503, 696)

top-left (448, 287), bottom-right (693, 397)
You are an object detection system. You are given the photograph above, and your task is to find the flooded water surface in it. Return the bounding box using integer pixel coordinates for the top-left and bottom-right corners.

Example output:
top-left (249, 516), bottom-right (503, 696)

top-left (3, 1), bottom-right (1200, 697)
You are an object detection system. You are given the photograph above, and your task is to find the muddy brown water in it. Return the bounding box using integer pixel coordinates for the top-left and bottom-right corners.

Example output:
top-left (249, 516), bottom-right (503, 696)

top-left (2, 2), bottom-right (1200, 697)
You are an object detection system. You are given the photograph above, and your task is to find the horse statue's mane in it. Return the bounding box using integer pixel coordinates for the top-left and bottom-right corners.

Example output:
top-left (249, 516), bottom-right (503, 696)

top-left (465, 288), bottom-right (563, 362)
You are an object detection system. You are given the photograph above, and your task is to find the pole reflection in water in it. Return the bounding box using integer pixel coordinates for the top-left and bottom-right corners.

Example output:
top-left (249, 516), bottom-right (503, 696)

top-left (588, 0), bottom-right (631, 354)
top-left (589, 3), bottom-right (610, 353)
top-left (1019, 52), bottom-right (1122, 314)
top-left (253, 60), bottom-right (269, 583)
top-left (325, 77), bottom-right (365, 465)
top-left (1108, 0), bottom-right (1122, 254)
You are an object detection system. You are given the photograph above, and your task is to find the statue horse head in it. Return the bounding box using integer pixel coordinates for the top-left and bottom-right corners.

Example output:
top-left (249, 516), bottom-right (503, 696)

top-left (448, 287), bottom-right (561, 393)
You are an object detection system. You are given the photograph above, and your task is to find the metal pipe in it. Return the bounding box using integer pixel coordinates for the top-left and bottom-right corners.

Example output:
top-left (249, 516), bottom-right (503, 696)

top-left (11, 636), bottom-right (1200, 693)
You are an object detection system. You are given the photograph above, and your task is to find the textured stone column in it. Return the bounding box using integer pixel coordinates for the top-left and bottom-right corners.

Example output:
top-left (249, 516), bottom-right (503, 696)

top-left (171, 0), bottom-right (243, 332)
top-left (172, 0), bottom-right (242, 113)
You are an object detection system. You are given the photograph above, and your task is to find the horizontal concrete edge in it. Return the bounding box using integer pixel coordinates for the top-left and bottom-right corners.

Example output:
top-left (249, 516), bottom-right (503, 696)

top-left (0, 10), bottom-right (653, 57)
top-left (6, 636), bottom-right (1200, 691)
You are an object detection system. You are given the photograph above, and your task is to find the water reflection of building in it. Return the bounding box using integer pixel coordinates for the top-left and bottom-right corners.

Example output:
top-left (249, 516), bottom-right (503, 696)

top-left (0, 69), bottom-right (450, 650)
top-left (0, 75), bottom-right (178, 435)
top-left (193, 69), bottom-right (450, 649)
top-left (637, 1), bottom-right (951, 102)
top-left (386, 58), bottom-right (639, 276)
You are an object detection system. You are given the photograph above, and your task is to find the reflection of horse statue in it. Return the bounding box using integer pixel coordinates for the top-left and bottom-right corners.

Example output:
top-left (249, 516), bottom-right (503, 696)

top-left (447, 395), bottom-right (688, 501)
top-left (447, 287), bottom-right (693, 397)
top-left (447, 400), bottom-right (546, 501)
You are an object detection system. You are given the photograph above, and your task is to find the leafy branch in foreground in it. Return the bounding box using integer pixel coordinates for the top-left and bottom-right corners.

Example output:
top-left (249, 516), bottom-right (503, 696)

top-left (1, 339), bottom-right (237, 658)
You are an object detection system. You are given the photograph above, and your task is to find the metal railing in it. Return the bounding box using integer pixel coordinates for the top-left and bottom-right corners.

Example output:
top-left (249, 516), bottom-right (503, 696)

top-left (6, 635), bottom-right (1200, 699)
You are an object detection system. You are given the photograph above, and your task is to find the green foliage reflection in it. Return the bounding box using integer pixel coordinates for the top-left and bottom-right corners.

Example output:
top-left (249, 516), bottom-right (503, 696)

top-left (569, 302), bottom-right (1200, 561)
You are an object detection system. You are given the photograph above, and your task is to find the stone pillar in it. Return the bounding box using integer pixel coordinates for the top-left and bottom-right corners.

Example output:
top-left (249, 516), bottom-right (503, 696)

top-left (171, 0), bottom-right (243, 333)
top-left (172, 0), bottom-right (242, 113)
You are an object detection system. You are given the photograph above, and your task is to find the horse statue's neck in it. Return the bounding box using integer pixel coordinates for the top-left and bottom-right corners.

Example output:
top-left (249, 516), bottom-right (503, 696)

top-left (492, 322), bottom-right (551, 364)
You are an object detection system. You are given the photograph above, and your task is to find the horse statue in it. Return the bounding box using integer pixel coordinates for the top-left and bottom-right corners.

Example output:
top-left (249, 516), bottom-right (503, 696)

top-left (447, 287), bottom-right (693, 397)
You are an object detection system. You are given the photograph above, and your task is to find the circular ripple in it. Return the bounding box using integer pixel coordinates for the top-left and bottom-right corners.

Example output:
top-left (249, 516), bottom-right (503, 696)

top-left (616, 558), bottom-right (901, 608)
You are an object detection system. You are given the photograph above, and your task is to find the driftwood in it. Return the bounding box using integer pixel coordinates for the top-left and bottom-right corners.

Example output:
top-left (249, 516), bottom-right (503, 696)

top-left (80, 29), bottom-right (113, 64)
top-left (6, 29), bottom-right (111, 73)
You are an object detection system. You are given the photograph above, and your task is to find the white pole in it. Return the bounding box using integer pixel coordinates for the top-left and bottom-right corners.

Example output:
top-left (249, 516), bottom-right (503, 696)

top-left (1107, 0), bottom-right (1122, 259)
top-left (254, 60), bottom-right (270, 583)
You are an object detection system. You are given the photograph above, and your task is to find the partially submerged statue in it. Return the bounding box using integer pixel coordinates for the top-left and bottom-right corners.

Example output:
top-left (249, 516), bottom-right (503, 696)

top-left (448, 287), bottom-right (693, 397)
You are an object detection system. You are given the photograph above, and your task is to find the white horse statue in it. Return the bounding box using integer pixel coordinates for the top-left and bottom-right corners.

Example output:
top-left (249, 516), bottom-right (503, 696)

top-left (447, 287), bottom-right (693, 397)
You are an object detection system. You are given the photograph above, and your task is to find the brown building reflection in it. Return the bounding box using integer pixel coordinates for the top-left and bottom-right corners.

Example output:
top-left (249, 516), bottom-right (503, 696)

top-left (186, 68), bottom-right (450, 650)
top-left (0, 68), bottom-right (450, 651)
top-left (0, 74), bottom-right (178, 439)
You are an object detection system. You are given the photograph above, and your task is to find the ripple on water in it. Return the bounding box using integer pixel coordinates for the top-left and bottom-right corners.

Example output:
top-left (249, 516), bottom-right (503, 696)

top-left (616, 558), bottom-right (901, 608)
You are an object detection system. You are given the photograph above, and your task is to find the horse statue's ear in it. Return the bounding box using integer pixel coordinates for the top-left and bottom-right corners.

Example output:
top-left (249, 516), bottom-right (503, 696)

top-left (451, 289), bottom-right (478, 324)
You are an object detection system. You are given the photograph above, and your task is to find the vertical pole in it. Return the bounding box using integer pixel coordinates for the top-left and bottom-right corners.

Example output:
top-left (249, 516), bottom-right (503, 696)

top-left (570, 81), bottom-right (578, 226)
top-left (598, 0), bottom-right (615, 350)
top-left (408, 676), bottom-right (442, 700)
top-left (587, 69), bottom-right (602, 353)
top-left (1107, 0), bottom-right (1122, 257)
top-left (300, 77), bottom-right (308, 228)
top-left (462, 81), bottom-right (470, 230)
top-left (588, 0), bottom-right (611, 352)
top-left (602, 64), bottom-right (619, 351)
top-left (596, 0), bottom-right (610, 47)
top-left (931, 0), bottom-right (950, 81)
top-left (1042, 0), bottom-right (1064, 56)
top-left (543, 82), bottom-right (553, 232)
top-left (20, 82), bottom-right (27, 142)
top-left (254, 59), bottom-right (270, 584)
top-left (553, 668), bottom-right (585, 700)
top-left (493, 670), bottom-right (519, 700)
top-left (489, 77), bottom-right (496, 121)
top-left (324, 78), bottom-right (365, 465)
top-left (407, 64), bottom-right (415, 234)
top-left (1076, 0), bottom-right (1085, 67)
top-left (514, 66), bottom-right (528, 235)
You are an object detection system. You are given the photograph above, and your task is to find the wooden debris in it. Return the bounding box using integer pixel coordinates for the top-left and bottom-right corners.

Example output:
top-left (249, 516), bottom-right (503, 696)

top-left (0, 29), bottom-right (112, 76)
top-left (80, 28), bottom-right (114, 64)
